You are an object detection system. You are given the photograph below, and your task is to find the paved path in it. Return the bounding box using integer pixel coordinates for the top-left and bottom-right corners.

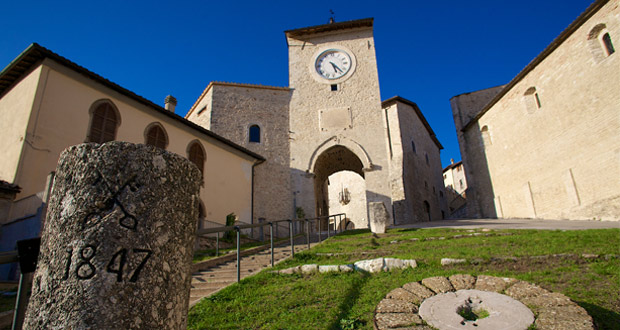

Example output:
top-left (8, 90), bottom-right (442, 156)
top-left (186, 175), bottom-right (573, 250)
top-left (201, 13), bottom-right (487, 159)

top-left (392, 218), bottom-right (619, 230)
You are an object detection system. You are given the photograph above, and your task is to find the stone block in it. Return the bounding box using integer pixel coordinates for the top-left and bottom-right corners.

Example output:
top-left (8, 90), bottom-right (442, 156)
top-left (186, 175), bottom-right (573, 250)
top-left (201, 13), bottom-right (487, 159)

top-left (504, 280), bottom-right (549, 300)
top-left (300, 264), bottom-right (318, 273)
top-left (354, 258), bottom-right (384, 273)
top-left (401, 282), bottom-right (434, 304)
top-left (421, 276), bottom-right (454, 294)
top-left (375, 313), bottom-right (422, 330)
top-left (448, 274), bottom-right (476, 290)
top-left (441, 258), bottom-right (466, 266)
top-left (474, 275), bottom-right (516, 293)
top-left (386, 288), bottom-right (418, 302)
top-left (376, 299), bottom-right (418, 313)
top-left (369, 202), bottom-right (389, 234)
top-left (339, 264), bottom-right (354, 272)
top-left (318, 265), bottom-right (340, 273)
top-left (535, 305), bottom-right (594, 330)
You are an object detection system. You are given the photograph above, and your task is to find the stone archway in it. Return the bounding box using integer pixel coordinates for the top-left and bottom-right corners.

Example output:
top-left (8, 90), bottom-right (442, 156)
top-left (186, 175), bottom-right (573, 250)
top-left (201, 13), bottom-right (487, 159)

top-left (312, 145), bottom-right (366, 230)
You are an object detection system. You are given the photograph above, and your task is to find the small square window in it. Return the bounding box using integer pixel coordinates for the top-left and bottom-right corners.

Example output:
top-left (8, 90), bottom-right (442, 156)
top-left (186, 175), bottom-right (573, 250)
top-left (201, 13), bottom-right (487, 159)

top-left (331, 84), bottom-right (338, 91)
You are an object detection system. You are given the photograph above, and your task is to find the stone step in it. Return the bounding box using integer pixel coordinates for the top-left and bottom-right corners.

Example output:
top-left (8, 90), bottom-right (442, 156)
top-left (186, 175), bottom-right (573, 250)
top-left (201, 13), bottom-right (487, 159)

top-left (190, 288), bottom-right (220, 297)
top-left (191, 281), bottom-right (235, 289)
top-left (189, 241), bottom-right (321, 307)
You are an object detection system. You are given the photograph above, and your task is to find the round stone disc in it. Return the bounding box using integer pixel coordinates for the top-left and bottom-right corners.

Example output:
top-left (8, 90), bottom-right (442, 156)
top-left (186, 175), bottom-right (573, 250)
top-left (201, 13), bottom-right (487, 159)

top-left (418, 289), bottom-right (534, 330)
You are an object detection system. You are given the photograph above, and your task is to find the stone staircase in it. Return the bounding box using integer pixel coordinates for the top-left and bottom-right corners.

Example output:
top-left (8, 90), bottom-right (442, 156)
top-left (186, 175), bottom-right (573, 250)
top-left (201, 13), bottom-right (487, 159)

top-left (189, 237), bottom-right (321, 307)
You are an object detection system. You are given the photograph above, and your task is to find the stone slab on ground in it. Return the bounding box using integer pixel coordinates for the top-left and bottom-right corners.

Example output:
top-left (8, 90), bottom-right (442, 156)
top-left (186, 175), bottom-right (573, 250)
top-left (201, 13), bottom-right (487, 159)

top-left (375, 312), bottom-right (422, 329)
top-left (376, 299), bottom-right (418, 313)
top-left (535, 305), bottom-right (594, 330)
top-left (401, 282), bottom-right (434, 304)
top-left (421, 276), bottom-right (453, 294)
top-left (448, 274), bottom-right (476, 290)
top-left (474, 275), bottom-right (516, 292)
top-left (504, 280), bottom-right (549, 299)
top-left (386, 288), bottom-right (419, 302)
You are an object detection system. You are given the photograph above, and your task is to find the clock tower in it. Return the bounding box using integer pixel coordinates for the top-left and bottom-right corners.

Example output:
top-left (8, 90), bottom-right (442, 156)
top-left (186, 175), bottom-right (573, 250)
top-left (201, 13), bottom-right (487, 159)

top-left (285, 18), bottom-right (393, 226)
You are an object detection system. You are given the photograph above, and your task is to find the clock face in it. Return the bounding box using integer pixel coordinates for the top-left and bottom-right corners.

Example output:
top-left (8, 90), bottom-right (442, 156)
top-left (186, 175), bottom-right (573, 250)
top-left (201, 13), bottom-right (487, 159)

top-left (315, 49), bottom-right (352, 80)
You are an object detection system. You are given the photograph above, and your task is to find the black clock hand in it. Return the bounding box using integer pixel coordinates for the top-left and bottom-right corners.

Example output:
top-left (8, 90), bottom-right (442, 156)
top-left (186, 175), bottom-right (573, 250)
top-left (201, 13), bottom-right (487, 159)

top-left (330, 62), bottom-right (343, 73)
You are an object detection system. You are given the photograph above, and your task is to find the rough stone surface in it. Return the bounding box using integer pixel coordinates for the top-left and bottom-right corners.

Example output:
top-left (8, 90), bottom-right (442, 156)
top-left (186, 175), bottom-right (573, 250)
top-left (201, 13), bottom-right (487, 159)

top-left (421, 276), bottom-right (454, 294)
top-left (300, 264), bottom-right (318, 273)
top-left (369, 202), bottom-right (390, 234)
top-left (318, 265), bottom-right (340, 273)
top-left (375, 312), bottom-right (422, 329)
top-left (376, 299), bottom-right (418, 313)
top-left (24, 142), bottom-right (201, 330)
top-left (504, 280), bottom-right (549, 300)
top-left (355, 258), bottom-right (384, 273)
top-left (339, 264), bottom-right (354, 272)
top-left (521, 292), bottom-right (574, 309)
top-left (448, 274), bottom-right (476, 290)
top-left (441, 258), bottom-right (466, 266)
top-left (279, 266), bottom-right (300, 275)
top-left (386, 288), bottom-right (419, 302)
top-left (535, 305), bottom-right (595, 330)
top-left (402, 282), bottom-right (434, 304)
top-left (474, 275), bottom-right (516, 292)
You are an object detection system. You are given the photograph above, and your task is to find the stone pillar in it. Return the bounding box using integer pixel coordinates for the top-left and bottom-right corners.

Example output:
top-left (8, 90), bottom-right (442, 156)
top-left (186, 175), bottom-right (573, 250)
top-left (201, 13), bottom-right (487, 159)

top-left (24, 142), bottom-right (201, 329)
top-left (369, 202), bottom-right (389, 234)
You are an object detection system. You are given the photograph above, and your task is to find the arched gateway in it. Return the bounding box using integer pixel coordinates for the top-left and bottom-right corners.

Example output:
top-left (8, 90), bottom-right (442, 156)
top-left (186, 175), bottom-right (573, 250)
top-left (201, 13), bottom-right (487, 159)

top-left (287, 19), bottom-right (394, 226)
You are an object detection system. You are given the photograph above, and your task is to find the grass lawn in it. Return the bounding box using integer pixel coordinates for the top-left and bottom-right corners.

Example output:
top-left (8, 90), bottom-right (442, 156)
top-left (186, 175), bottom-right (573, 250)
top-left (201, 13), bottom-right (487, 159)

top-left (188, 228), bottom-right (620, 330)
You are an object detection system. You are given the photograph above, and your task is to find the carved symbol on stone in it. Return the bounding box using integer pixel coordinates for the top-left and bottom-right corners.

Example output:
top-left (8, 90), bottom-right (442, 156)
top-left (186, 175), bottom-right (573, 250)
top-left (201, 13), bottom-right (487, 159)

top-left (76, 245), bottom-right (97, 280)
top-left (83, 173), bottom-right (141, 231)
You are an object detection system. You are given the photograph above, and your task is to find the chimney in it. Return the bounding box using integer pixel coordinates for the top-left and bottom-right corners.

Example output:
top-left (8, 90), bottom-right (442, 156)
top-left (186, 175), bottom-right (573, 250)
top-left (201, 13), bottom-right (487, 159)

top-left (164, 95), bottom-right (177, 113)
top-left (450, 158), bottom-right (454, 164)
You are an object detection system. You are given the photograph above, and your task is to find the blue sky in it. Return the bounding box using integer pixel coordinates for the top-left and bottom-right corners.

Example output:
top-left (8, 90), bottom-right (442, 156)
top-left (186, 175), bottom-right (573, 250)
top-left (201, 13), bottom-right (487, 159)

top-left (1, 0), bottom-right (594, 167)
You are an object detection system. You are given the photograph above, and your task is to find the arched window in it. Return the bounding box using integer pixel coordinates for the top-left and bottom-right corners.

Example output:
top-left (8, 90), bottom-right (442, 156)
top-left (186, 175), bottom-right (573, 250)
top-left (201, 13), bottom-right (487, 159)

top-left (145, 123), bottom-right (168, 149)
top-left (187, 141), bottom-right (206, 175)
top-left (588, 24), bottom-right (615, 61)
top-left (602, 33), bottom-right (615, 56)
top-left (523, 87), bottom-right (541, 113)
top-left (88, 101), bottom-right (119, 143)
top-left (249, 125), bottom-right (260, 143)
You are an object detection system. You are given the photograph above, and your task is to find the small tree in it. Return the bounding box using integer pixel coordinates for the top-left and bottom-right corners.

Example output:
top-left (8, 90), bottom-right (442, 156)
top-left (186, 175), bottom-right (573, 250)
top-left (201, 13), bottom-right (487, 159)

top-left (295, 207), bottom-right (305, 219)
top-left (224, 213), bottom-right (236, 241)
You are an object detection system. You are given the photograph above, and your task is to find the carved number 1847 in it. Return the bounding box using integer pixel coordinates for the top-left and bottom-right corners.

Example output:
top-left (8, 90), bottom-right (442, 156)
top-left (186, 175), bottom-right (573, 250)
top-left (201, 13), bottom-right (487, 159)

top-left (63, 246), bottom-right (152, 282)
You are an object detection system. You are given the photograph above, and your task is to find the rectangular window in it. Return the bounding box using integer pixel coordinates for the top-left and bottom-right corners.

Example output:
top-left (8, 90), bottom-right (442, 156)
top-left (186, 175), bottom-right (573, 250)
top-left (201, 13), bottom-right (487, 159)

top-left (331, 84), bottom-right (338, 91)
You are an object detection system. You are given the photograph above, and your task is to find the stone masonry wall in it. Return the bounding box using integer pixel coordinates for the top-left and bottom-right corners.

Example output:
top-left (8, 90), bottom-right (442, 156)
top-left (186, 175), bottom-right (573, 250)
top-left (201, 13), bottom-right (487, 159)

top-left (386, 101), bottom-right (447, 223)
top-left (187, 83), bottom-right (294, 224)
top-left (458, 1), bottom-right (620, 220)
top-left (450, 86), bottom-right (504, 218)
top-left (287, 25), bottom-right (393, 221)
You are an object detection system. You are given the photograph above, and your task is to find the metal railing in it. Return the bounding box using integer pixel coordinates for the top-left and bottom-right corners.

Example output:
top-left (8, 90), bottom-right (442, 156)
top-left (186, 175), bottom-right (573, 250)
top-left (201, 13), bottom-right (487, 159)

top-left (194, 213), bottom-right (348, 282)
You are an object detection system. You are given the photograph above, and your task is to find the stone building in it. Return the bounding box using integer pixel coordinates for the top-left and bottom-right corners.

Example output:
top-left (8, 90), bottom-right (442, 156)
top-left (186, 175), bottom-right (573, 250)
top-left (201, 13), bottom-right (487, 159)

top-left (442, 159), bottom-right (467, 216)
top-left (451, 0), bottom-right (619, 221)
top-left (0, 44), bottom-right (264, 275)
top-left (187, 19), bottom-right (448, 226)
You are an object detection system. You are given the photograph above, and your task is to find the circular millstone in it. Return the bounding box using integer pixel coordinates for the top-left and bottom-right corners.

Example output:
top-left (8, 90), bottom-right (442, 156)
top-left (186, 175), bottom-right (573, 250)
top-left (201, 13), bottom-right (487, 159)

top-left (418, 289), bottom-right (534, 330)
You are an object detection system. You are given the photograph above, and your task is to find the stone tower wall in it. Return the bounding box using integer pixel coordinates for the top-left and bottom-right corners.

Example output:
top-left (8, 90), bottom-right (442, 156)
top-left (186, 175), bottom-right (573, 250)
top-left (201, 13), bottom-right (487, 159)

top-left (287, 25), bottom-right (393, 221)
